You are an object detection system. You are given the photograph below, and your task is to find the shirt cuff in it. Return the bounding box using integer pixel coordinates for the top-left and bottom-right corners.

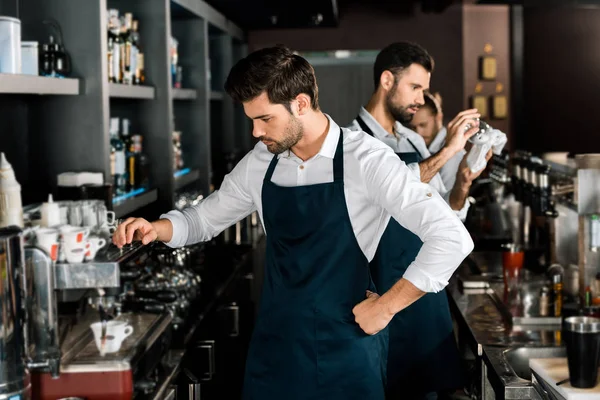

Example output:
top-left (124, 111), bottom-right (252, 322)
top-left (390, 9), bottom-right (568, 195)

top-left (407, 162), bottom-right (420, 179)
top-left (403, 265), bottom-right (448, 293)
top-left (159, 210), bottom-right (188, 248)
top-left (454, 197), bottom-right (471, 221)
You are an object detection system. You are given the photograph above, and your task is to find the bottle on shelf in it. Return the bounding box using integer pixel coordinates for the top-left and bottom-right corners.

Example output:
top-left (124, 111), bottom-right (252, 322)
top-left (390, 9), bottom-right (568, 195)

top-left (121, 13), bottom-right (134, 85)
top-left (130, 19), bottom-right (140, 85)
top-left (121, 118), bottom-right (132, 190)
top-left (109, 117), bottom-right (127, 195)
top-left (172, 131), bottom-right (184, 172)
top-left (170, 36), bottom-right (181, 88)
top-left (107, 9), bottom-right (122, 83)
top-left (131, 135), bottom-right (150, 190)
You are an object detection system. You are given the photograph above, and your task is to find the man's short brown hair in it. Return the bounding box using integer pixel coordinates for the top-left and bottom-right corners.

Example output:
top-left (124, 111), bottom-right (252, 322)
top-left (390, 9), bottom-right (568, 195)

top-left (225, 45), bottom-right (319, 112)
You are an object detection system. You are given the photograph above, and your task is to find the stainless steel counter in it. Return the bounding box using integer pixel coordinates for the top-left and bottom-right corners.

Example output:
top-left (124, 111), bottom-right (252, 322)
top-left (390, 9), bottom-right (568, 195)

top-left (448, 251), bottom-right (565, 399)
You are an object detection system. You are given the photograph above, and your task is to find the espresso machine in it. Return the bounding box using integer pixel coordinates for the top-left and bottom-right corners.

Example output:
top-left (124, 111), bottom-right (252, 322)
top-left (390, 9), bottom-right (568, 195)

top-left (29, 242), bottom-right (176, 400)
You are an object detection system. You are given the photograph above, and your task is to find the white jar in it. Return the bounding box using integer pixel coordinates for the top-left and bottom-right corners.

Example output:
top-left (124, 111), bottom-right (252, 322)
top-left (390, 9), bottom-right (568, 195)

top-left (0, 16), bottom-right (21, 74)
top-left (21, 41), bottom-right (38, 75)
top-left (0, 153), bottom-right (23, 228)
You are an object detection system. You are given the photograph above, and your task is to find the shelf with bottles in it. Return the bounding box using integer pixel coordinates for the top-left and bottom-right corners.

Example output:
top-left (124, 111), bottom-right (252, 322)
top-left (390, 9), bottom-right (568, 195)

top-left (169, 34), bottom-right (197, 101)
top-left (0, 17), bottom-right (79, 95)
top-left (109, 117), bottom-right (154, 216)
top-left (106, 9), bottom-right (149, 93)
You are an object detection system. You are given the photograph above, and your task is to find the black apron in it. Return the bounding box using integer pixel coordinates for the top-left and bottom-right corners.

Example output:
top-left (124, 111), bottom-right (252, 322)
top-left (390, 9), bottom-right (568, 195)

top-left (242, 128), bottom-right (387, 400)
top-left (356, 115), bottom-right (464, 398)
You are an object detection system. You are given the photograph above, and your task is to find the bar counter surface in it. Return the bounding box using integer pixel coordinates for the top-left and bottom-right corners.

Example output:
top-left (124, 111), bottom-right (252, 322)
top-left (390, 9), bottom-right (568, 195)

top-left (448, 250), bottom-right (567, 399)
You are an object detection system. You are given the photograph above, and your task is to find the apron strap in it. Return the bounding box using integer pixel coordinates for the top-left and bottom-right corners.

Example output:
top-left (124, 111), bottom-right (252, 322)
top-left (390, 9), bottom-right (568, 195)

top-left (333, 127), bottom-right (344, 182)
top-left (264, 154), bottom-right (279, 182)
top-left (358, 115), bottom-right (424, 162)
top-left (356, 115), bottom-right (374, 137)
top-left (405, 137), bottom-right (423, 160)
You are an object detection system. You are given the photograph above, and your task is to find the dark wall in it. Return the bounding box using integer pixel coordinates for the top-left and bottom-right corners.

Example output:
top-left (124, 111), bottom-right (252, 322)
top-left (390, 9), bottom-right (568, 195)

top-left (522, 6), bottom-right (600, 154)
top-left (463, 5), bottom-right (511, 144)
top-left (248, 3), bottom-right (465, 123)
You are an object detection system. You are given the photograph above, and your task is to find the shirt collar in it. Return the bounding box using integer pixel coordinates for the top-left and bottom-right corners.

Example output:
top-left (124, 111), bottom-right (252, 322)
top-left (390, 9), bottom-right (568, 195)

top-left (278, 114), bottom-right (340, 160)
top-left (358, 107), bottom-right (396, 140)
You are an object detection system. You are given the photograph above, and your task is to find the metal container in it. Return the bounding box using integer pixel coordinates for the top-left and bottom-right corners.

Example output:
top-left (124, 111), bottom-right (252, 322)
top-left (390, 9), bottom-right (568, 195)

top-left (0, 16), bottom-right (21, 73)
top-left (0, 226), bottom-right (31, 399)
top-left (21, 41), bottom-right (38, 76)
top-left (24, 247), bottom-right (60, 377)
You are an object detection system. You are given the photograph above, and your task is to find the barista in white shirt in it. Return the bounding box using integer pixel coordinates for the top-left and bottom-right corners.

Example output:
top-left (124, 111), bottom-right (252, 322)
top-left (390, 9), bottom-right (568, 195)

top-left (410, 91), bottom-right (466, 191)
top-left (348, 42), bottom-right (488, 399)
top-left (112, 45), bottom-right (473, 400)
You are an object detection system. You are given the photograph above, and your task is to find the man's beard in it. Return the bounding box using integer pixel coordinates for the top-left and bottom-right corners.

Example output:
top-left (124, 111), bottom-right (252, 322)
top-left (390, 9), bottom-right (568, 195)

top-left (385, 92), bottom-right (419, 125)
top-left (262, 116), bottom-right (304, 155)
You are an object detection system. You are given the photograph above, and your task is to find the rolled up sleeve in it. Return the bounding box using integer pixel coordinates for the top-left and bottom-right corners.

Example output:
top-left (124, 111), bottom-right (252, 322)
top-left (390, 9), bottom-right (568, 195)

top-left (363, 148), bottom-right (474, 292)
top-left (160, 152), bottom-right (257, 248)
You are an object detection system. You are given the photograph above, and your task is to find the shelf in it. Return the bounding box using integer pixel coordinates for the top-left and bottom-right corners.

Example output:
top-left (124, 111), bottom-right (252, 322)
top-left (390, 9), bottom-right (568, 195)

top-left (174, 168), bottom-right (200, 190)
top-left (109, 83), bottom-right (155, 99)
top-left (210, 90), bottom-right (224, 100)
top-left (0, 74), bottom-right (79, 95)
top-left (170, 0), bottom-right (244, 40)
top-left (113, 188), bottom-right (158, 218)
top-left (172, 88), bottom-right (197, 100)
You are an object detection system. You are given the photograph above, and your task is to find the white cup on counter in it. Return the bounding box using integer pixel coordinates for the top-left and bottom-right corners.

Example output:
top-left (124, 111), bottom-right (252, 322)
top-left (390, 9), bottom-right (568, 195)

top-left (35, 228), bottom-right (59, 261)
top-left (90, 320), bottom-right (134, 355)
top-left (59, 225), bottom-right (90, 263)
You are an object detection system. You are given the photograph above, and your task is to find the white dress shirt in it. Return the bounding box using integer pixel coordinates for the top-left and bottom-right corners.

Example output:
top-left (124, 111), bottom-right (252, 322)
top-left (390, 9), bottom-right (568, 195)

top-left (348, 107), bottom-right (470, 220)
top-left (161, 115), bottom-right (473, 293)
top-left (428, 127), bottom-right (466, 192)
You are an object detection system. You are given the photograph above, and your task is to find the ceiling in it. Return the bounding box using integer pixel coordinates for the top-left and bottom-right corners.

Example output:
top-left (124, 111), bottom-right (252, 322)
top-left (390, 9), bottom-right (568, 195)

top-left (203, 0), bottom-right (459, 30)
top-left (204, 0), bottom-right (600, 30)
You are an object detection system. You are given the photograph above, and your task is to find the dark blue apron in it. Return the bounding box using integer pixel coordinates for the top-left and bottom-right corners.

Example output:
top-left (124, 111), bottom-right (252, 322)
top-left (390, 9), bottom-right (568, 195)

top-left (357, 115), bottom-right (463, 398)
top-left (242, 128), bottom-right (387, 400)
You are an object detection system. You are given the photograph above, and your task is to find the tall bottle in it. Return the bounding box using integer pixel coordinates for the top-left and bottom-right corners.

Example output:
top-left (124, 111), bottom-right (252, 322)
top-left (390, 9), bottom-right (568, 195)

top-left (0, 153), bottom-right (23, 228)
top-left (121, 118), bottom-right (132, 190)
top-left (110, 118), bottom-right (127, 195)
top-left (121, 13), bottom-right (133, 85)
top-left (109, 10), bottom-right (122, 83)
top-left (130, 19), bottom-right (139, 85)
top-left (132, 135), bottom-right (150, 190)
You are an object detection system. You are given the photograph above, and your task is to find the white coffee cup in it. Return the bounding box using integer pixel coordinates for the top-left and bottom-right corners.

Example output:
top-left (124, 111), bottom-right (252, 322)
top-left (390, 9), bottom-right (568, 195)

top-left (90, 320), bottom-right (134, 355)
top-left (35, 228), bottom-right (59, 261)
top-left (84, 237), bottom-right (107, 261)
top-left (60, 226), bottom-right (90, 263)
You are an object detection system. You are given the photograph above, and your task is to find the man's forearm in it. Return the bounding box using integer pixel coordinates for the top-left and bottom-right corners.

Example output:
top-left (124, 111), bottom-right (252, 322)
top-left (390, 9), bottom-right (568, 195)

top-left (151, 219), bottom-right (174, 243)
top-left (449, 181), bottom-right (471, 211)
top-left (379, 278), bottom-right (426, 316)
top-left (418, 146), bottom-right (455, 183)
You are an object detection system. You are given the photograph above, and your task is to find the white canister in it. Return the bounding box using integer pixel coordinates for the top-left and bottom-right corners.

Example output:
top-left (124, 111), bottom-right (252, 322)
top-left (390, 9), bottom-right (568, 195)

top-left (0, 16), bottom-right (21, 74)
top-left (0, 152), bottom-right (23, 228)
top-left (21, 41), bottom-right (38, 75)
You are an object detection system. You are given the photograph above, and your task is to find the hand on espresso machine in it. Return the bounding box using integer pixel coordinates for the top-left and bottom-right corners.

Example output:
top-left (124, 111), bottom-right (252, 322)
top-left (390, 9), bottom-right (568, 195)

top-left (112, 217), bottom-right (173, 248)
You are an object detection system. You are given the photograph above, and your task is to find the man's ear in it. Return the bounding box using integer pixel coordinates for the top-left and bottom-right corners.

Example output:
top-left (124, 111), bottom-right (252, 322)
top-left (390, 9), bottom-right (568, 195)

top-left (380, 70), bottom-right (396, 92)
top-left (294, 93), bottom-right (312, 116)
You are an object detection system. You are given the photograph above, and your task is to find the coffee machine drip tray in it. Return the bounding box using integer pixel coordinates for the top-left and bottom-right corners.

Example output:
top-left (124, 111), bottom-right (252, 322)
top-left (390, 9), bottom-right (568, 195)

top-left (60, 312), bottom-right (172, 372)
